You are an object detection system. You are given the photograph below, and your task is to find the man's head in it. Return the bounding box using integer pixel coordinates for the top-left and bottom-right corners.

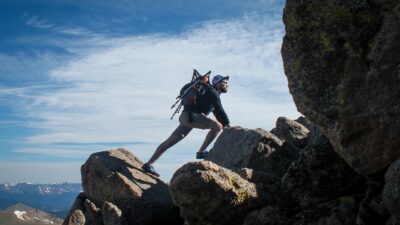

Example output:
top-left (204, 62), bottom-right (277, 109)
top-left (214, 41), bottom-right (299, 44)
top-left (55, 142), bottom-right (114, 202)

top-left (212, 75), bottom-right (229, 93)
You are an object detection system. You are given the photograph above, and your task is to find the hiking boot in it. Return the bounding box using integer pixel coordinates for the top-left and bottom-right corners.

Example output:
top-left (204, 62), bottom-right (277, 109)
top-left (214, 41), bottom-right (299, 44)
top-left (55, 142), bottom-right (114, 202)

top-left (142, 163), bottom-right (160, 177)
top-left (196, 151), bottom-right (209, 159)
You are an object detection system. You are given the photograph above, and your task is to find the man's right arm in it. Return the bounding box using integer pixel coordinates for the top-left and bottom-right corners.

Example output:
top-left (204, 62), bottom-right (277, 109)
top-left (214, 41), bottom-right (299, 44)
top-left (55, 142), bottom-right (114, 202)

top-left (210, 91), bottom-right (230, 126)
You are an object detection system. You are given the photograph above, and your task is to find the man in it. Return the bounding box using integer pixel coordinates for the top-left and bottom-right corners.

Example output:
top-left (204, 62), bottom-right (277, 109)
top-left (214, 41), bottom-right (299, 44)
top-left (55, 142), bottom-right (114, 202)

top-left (142, 75), bottom-right (230, 177)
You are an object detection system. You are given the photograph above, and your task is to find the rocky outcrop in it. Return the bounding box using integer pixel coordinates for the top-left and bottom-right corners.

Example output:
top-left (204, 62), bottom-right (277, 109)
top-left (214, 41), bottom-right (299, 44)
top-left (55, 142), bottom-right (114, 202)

top-left (64, 111), bottom-right (398, 225)
top-left (63, 148), bottom-right (183, 225)
top-left (282, 0), bottom-right (400, 176)
top-left (168, 116), bottom-right (373, 225)
top-left (206, 126), bottom-right (300, 178)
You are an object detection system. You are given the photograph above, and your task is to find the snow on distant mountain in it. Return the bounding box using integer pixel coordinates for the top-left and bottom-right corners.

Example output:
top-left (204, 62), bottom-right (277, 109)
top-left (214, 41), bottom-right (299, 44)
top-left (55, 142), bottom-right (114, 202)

top-left (0, 182), bottom-right (82, 195)
top-left (0, 182), bottom-right (82, 218)
top-left (0, 203), bottom-right (63, 225)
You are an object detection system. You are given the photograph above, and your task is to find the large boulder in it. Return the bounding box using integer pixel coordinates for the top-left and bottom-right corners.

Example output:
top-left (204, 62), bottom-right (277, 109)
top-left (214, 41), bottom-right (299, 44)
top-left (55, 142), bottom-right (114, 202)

top-left (282, 0), bottom-right (400, 175)
top-left (64, 148), bottom-right (183, 225)
top-left (169, 161), bottom-right (268, 225)
top-left (207, 126), bottom-right (300, 178)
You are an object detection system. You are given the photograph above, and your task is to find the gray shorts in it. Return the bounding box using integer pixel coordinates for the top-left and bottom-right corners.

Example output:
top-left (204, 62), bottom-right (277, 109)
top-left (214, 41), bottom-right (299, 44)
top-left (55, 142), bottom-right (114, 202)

top-left (171, 111), bottom-right (220, 137)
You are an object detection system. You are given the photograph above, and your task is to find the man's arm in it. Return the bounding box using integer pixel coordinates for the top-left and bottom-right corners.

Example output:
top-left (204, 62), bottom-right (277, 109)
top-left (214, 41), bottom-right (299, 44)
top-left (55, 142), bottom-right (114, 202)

top-left (211, 91), bottom-right (230, 126)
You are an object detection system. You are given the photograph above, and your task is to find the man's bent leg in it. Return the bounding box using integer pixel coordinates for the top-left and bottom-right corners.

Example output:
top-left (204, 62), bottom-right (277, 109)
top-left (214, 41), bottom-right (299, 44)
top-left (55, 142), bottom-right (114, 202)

top-left (146, 124), bottom-right (192, 165)
top-left (179, 111), bottom-right (223, 158)
top-left (197, 120), bottom-right (223, 153)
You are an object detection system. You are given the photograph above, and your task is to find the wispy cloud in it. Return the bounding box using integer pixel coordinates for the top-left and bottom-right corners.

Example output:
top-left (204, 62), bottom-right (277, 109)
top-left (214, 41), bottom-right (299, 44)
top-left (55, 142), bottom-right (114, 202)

top-left (26, 16), bottom-right (55, 29)
top-left (25, 14), bottom-right (98, 37)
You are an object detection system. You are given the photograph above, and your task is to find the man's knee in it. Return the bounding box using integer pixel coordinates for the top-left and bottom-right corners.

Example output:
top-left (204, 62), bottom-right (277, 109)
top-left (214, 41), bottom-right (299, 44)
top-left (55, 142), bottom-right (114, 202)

top-left (211, 121), bottom-right (223, 133)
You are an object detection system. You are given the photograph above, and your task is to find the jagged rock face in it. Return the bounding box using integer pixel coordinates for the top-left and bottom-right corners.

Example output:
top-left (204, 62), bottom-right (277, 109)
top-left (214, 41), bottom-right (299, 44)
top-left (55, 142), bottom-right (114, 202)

top-left (207, 126), bottom-right (300, 178)
top-left (169, 161), bottom-right (267, 225)
top-left (282, 0), bottom-right (400, 175)
top-left (64, 148), bottom-right (183, 225)
top-left (282, 134), bottom-right (363, 209)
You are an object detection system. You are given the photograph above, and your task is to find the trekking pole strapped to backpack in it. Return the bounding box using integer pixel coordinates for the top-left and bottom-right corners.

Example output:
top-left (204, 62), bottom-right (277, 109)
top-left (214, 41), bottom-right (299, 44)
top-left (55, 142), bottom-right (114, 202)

top-left (170, 69), bottom-right (211, 120)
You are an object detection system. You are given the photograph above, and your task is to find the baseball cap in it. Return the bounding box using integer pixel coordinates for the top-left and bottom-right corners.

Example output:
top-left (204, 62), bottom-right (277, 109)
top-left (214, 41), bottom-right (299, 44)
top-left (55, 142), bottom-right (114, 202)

top-left (212, 75), bottom-right (229, 86)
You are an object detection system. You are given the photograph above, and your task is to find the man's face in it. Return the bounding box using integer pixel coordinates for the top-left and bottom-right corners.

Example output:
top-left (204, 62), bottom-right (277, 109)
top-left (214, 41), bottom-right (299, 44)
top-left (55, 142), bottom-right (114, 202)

top-left (217, 80), bottom-right (228, 93)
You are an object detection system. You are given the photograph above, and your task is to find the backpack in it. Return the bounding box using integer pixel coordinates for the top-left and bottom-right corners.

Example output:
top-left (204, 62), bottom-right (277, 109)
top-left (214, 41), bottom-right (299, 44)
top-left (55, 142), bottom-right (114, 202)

top-left (170, 69), bottom-right (212, 119)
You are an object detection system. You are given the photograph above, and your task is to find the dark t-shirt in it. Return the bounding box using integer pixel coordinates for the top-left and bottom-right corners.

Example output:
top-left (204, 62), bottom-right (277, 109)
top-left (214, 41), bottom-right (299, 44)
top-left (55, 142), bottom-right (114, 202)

top-left (184, 87), bottom-right (230, 126)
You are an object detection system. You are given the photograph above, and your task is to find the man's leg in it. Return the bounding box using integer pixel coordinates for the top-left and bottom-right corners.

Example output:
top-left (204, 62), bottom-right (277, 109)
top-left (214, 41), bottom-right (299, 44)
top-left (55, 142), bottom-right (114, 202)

top-left (179, 112), bottom-right (223, 155)
top-left (146, 124), bottom-right (192, 165)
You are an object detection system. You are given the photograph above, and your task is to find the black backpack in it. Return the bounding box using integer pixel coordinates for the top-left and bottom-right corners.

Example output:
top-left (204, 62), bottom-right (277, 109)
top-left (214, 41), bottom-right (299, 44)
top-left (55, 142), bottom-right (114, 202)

top-left (170, 69), bottom-right (212, 119)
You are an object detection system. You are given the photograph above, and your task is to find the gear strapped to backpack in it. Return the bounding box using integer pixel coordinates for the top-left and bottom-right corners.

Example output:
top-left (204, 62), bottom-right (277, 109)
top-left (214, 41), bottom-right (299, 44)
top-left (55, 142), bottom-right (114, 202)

top-left (170, 69), bottom-right (212, 120)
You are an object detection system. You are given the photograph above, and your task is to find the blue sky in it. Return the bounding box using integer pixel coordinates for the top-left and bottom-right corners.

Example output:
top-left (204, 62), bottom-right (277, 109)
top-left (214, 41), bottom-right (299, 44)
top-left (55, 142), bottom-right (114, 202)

top-left (0, 0), bottom-right (300, 183)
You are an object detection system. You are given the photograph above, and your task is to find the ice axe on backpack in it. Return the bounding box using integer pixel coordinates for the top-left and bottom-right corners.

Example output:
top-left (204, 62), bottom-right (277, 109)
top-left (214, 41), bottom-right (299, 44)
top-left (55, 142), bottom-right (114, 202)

top-left (170, 69), bottom-right (212, 120)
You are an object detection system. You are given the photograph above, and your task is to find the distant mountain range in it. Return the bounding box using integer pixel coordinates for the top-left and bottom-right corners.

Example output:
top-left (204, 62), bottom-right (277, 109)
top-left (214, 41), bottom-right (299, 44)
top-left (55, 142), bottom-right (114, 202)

top-left (0, 182), bottom-right (82, 218)
top-left (0, 203), bottom-right (63, 225)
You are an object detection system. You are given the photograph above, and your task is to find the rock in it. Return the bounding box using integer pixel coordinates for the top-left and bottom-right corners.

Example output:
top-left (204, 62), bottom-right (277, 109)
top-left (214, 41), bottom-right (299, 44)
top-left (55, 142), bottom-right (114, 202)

top-left (282, 0), bottom-right (400, 176)
top-left (294, 116), bottom-right (313, 130)
top-left (64, 210), bottom-right (85, 225)
top-left (270, 117), bottom-right (310, 149)
top-left (63, 193), bottom-right (86, 225)
top-left (383, 159), bottom-right (400, 224)
top-left (78, 148), bottom-right (182, 225)
top-left (242, 205), bottom-right (288, 225)
top-left (296, 116), bottom-right (331, 147)
top-left (207, 126), bottom-right (300, 178)
top-left (83, 198), bottom-right (102, 225)
top-left (102, 202), bottom-right (123, 225)
top-left (169, 161), bottom-right (267, 225)
top-left (289, 196), bottom-right (358, 225)
top-left (63, 193), bottom-right (103, 225)
top-left (236, 168), bottom-right (287, 206)
top-left (282, 139), bottom-right (362, 209)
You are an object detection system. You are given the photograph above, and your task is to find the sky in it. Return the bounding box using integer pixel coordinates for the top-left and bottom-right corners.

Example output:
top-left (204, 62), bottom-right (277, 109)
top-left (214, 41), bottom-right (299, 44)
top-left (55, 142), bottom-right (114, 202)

top-left (0, 0), bottom-right (301, 183)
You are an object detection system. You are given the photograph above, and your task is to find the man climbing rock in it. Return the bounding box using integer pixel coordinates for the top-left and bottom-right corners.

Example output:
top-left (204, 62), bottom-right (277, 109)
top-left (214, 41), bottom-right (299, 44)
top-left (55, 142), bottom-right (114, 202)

top-left (142, 74), bottom-right (231, 177)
